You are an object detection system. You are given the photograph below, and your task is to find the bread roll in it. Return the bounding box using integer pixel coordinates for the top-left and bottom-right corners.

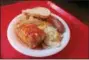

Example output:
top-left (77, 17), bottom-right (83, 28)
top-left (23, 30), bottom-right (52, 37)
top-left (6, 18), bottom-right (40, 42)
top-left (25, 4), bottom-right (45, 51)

top-left (22, 7), bottom-right (51, 18)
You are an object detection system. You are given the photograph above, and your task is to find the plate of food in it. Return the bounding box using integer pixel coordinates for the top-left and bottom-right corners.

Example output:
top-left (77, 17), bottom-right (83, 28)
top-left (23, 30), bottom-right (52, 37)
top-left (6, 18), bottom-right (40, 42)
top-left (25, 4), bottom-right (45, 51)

top-left (7, 7), bottom-right (70, 57)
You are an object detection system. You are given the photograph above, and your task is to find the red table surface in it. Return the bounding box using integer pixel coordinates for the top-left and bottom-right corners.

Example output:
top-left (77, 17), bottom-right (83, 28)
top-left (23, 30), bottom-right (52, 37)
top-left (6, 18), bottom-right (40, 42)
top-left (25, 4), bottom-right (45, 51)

top-left (1, 1), bottom-right (88, 59)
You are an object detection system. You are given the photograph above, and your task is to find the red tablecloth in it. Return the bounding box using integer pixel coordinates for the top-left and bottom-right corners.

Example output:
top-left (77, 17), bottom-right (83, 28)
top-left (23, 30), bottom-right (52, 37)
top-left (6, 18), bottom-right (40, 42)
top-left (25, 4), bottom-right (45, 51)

top-left (1, 1), bottom-right (88, 59)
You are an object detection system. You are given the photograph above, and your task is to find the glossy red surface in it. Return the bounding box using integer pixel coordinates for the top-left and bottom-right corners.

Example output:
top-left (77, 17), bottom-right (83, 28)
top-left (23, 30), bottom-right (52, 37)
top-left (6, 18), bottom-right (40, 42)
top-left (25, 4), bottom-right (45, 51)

top-left (1, 1), bottom-right (88, 59)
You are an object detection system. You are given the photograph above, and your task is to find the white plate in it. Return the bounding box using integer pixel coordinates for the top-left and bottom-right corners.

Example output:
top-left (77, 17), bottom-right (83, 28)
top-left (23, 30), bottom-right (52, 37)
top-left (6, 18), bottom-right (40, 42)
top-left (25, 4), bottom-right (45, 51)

top-left (7, 13), bottom-right (70, 57)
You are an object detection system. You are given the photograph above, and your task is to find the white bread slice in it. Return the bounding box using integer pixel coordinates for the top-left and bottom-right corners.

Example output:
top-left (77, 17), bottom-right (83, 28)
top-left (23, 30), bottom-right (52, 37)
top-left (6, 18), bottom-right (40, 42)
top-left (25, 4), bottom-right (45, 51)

top-left (22, 7), bottom-right (51, 18)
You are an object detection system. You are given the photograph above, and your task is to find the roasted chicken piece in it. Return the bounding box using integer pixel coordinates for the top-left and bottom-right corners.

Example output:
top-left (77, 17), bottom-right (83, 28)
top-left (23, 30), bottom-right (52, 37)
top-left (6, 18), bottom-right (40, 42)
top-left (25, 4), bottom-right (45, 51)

top-left (15, 23), bottom-right (46, 49)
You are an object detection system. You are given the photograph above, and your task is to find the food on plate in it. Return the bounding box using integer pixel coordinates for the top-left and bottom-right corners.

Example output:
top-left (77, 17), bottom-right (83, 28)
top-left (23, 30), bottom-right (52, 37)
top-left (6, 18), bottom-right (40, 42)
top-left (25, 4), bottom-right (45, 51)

top-left (48, 16), bottom-right (65, 33)
top-left (15, 23), bottom-right (46, 48)
top-left (22, 7), bottom-right (51, 19)
top-left (43, 26), bottom-right (62, 48)
top-left (15, 7), bottom-right (65, 49)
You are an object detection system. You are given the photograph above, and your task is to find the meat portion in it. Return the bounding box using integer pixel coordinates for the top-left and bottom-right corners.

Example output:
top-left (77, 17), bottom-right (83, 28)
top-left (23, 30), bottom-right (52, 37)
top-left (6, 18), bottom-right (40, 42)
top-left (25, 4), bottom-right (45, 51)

top-left (15, 24), bottom-right (46, 49)
top-left (47, 16), bottom-right (65, 33)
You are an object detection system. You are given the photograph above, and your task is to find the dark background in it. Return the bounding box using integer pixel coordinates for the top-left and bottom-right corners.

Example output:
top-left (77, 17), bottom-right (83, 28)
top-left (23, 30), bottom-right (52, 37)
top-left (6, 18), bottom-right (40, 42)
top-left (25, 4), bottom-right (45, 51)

top-left (1, 0), bottom-right (89, 25)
